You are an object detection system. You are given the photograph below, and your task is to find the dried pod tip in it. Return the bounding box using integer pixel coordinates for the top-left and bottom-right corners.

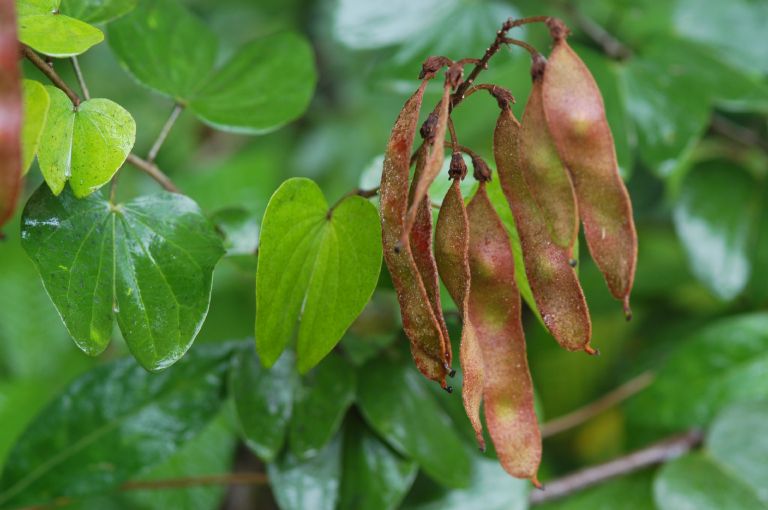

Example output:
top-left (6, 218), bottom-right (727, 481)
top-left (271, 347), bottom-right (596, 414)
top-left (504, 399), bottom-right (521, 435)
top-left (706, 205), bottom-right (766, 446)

top-left (530, 53), bottom-right (547, 82)
top-left (472, 156), bottom-right (492, 182)
top-left (448, 368), bottom-right (457, 378)
top-left (419, 55), bottom-right (452, 79)
top-left (449, 152), bottom-right (468, 180)
top-left (584, 345), bottom-right (601, 356)
top-left (444, 385), bottom-right (454, 394)
top-left (532, 477), bottom-right (544, 490)
top-left (546, 17), bottom-right (570, 41)
top-left (446, 63), bottom-right (464, 90)
top-left (420, 112), bottom-right (439, 142)
top-left (491, 86), bottom-right (516, 110)
top-left (568, 258), bottom-right (578, 267)
top-left (623, 298), bottom-right (633, 321)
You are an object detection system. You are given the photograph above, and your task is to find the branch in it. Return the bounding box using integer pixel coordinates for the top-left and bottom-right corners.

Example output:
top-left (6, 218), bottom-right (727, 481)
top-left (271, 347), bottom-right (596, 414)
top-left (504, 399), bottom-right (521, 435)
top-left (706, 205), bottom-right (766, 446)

top-left (125, 154), bottom-right (180, 193)
top-left (530, 430), bottom-right (703, 505)
top-left (564, 3), bottom-right (632, 60)
top-left (147, 103), bottom-right (184, 163)
top-left (541, 371), bottom-right (655, 438)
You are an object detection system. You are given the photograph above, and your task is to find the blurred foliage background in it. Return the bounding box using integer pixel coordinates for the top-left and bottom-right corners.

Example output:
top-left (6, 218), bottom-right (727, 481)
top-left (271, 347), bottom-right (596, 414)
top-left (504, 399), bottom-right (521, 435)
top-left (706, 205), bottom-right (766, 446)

top-left (2, 0), bottom-right (768, 508)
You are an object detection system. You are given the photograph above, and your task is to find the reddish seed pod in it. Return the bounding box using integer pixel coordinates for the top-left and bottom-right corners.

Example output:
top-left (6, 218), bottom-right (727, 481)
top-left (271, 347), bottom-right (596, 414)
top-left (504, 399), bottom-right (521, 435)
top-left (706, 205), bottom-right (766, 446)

top-left (435, 178), bottom-right (484, 450)
top-left (495, 106), bottom-right (593, 353)
top-left (519, 70), bottom-right (578, 251)
top-left (380, 81), bottom-right (450, 385)
top-left (0, 0), bottom-right (22, 231)
top-left (466, 182), bottom-right (541, 483)
top-left (542, 34), bottom-right (637, 318)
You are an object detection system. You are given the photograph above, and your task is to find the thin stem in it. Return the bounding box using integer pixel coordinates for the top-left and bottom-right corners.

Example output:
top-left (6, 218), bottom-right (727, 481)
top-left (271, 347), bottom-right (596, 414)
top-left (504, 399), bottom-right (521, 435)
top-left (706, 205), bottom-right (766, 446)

top-left (23, 46), bottom-right (80, 106)
top-left (711, 114), bottom-right (768, 153)
top-left (110, 172), bottom-right (119, 203)
top-left (70, 56), bottom-right (90, 100)
top-left (147, 103), bottom-right (184, 163)
top-left (442, 141), bottom-right (482, 161)
top-left (502, 37), bottom-right (543, 60)
top-left (327, 186), bottom-right (380, 218)
top-left (564, 3), bottom-right (632, 59)
top-left (530, 430), bottom-right (703, 505)
top-left (541, 372), bottom-right (655, 438)
top-left (447, 117), bottom-right (459, 151)
top-left (125, 154), bottom-right (180, 193)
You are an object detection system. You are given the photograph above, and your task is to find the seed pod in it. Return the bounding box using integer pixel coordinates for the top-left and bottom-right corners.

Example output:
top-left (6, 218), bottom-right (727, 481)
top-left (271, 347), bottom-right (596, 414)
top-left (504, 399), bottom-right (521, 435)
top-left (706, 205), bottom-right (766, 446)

top-left (401, 81), bottom-right (451, 244)
top-left (542, 31), bottom-right (637, 317)
top-left (519, 66), bottom-right (578, 251)
top-left (0, 0), bottom-right (22, 230)
top-left (494, 106), bottom-right (593, 353)
top-left (409, 146), bottom-right (452, 367)
top-left (466, 182), bottom-right (541, 483)
top-left (435, 178), bottom-right (483, 449)
top-left (380, 80), bottom-right (450, 385)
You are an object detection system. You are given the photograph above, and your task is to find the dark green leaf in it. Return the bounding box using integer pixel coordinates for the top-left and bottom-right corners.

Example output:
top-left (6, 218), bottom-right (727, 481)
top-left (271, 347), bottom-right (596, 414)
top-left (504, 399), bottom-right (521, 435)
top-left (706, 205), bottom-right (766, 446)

top-left (21, 80), bottom-right (49, 175)
top-left (17, 0), bottom-right (103, 57)
top-left (654, 453), bottom-right (764, 510)
top-left (339, 414), bottom-right (417, 510)
top-left (673, 160), bottom-right (756, 300)
top-left (210, 207), bottom-right (259, 272)
top-left (230, 346), bottom-right (296, 462)
top-left (21, 184), bottom-right (224, 371)
top-left (188, 32), bottom-right (317, 134)
top-left (537, 472), bottom-right (653, 510)
top-left (356, 356), bottom-right (471, 488)
top-left (255, 178), bottom-right (382, 373)
top-left (289, 353), bottom-right (356, 460)
top-left (267, 434), bottom-right (342, 510)
top-left (0, 342), bottom-right (237, 508)
top-left (60, 0), bottom-right (137, 23)
top-left (629, 313), bottom-right (768, 428)
top-left (37, 86), bottom-right (136, 197)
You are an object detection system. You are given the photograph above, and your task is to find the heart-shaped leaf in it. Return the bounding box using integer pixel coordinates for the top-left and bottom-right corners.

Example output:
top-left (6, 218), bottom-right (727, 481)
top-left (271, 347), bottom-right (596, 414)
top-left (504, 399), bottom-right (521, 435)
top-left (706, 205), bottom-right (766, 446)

top-left (20, 184), bottom-right (224, 371)
top-left (21, 80), bottom-right (50, 174)
top-left (60, 0), bottom-right (137, 23)
top-left (17, 0), bottom-right (103, 57)
top-left (255, 178), bottom-right (382, 373)
top-left (37, 86), bottom-right (136, 198)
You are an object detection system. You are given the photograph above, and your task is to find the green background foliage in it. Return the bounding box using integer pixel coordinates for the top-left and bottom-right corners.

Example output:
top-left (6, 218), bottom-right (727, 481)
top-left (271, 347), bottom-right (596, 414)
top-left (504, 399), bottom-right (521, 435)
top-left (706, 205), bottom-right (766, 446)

top-left (2, 0), bottom-right (768, 508)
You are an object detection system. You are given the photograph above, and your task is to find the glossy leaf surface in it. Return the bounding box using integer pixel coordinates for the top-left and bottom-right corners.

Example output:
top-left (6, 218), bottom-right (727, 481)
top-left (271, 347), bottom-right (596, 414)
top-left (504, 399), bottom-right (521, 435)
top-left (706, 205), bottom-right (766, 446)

top-left (60, 0), bottom-right (137, 23)
top-left (17, 0), bottom-right (103, 57)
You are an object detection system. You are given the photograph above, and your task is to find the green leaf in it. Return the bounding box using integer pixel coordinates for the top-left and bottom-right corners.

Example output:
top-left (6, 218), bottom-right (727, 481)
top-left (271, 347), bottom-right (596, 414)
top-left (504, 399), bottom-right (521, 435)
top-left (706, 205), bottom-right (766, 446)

top-left (707, 401), bottom-right (768, 503)
top-left (255, 178), bottom-right (382, 373)
top-left (537, 472), bottom-right (653, 510)
top-left (628, 313), bottom-right (768, 429)
top-left (210, 207), bottom-right (258, 272)
top-left (107, 0), bottom-right (218, 100)
top-left (654, 453), bottom-right (765, 510)
top-left (17, 0), bottom-right (104, 57)
top-left (673, 160), bottom-right (756, 300)
top-left (289, 353), bottom-right (356, 460)
top-left (267, 434), bottom-right (342, 510)
top-left (0, 342), bottom-right (236, 508)
top-left (188, 32), bottom-right (317, 134)
top-left (339, 414), bottom-right (417, 510)
top-left (21, 184), bottom-right (224, 371)
top-left (356, 356), bottom-right (472, 488)
top-left (60, 0), bottom-right (137, 23)
top-left (230, 346), bottom-right (296, 462)
top-left (37, 86), bottom-right (136, 197)
top-left (21, 80), bottom-right (49, 175)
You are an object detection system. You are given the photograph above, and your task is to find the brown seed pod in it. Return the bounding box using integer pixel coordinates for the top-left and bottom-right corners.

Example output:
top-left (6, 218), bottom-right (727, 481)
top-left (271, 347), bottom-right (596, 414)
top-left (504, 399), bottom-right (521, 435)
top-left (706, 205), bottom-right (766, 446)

top-left (494, 106), bottom-right (593, 353)
top-left (435, 178), bottom-right (484, 449)
top-left (466, 182), bottom-right (541, 484)
top-left (0, 0), bottom-right (22, 231)
top-left (380, 80), bottom-right (450, 386)
top-left (519, 69), bottom-right (578, 251)
top-left (542, 35), bottom-right (637, 318)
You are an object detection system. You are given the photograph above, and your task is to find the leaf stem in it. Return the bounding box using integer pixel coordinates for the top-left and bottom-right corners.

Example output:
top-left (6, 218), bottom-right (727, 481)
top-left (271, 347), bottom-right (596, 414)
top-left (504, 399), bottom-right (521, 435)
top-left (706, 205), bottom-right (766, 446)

top-left (22, 46), bottom-right (80, 106)
top-left (70, 56), bottom-right (90, 100)
top-left (147, 103), bottom-right (184, 163)
top-left (327, 186), bottom-right (380, 218)
top-left (125, 154), bottom-right (180, 193)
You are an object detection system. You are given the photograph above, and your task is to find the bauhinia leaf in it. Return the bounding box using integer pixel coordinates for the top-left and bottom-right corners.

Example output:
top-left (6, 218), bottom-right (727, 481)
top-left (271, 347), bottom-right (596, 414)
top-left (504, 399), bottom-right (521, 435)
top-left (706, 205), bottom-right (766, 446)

top-left (21, 184), bottom-right (224, 371)
top-left (60, 0), bottom-right (137, 23)
top-left (0, 341), bottom-right (237, 509)
top-left (17, 0), bottom-right (103, 57)
top-left (255, 177), bottom-right (382, 373)
top-left (37, 86), bottom-right (136, 198)
top-left (21, 79), bottom-right (50, 175)
top-left (0, 0), bottom-right (22, 230)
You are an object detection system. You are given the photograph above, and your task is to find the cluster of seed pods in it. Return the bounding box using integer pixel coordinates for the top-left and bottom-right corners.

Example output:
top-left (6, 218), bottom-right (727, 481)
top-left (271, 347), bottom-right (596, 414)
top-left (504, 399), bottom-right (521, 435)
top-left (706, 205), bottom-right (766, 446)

top-left (379, 18), bottom-right (636, 484)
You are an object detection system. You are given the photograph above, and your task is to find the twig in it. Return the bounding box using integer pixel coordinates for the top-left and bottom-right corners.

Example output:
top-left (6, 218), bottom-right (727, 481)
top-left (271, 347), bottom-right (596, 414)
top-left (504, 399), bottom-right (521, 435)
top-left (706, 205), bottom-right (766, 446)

top-left (541, 371), bottom-right (655, 438)
top-left (126, 154), bottom-right (180, 193)
top-left (22, 46), bottom-right (80, 106)
top-left (327, 186), bottom-right (380, 218)
top-left (442, 141), bottom-right (482, 161)
top-left (70, 56), bottom-right (89, 100)
top-left (447, 117), bottom-right (459, 151)
top-left (711, 114), bottom-right (768, 153)
top-left (147, 103), bottom-right (184, 163)
top-left (564, 3), bottom-right (632, 60)
top-left (502, 37), bottom-right (542, 60)
top-left (530, 430), bottom-right (703, 505)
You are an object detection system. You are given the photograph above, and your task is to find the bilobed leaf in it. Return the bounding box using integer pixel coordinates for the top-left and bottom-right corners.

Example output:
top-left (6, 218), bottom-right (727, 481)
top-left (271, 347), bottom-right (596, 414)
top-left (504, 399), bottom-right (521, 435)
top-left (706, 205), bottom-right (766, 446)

top-left (21, 80), bottom-right (49, 175)
top-left (256, 178), bottom-right (382, 373)
top-left (0, 342), bottom-right (237, 509)
top-left (339, 414), bottom-right (417, 510)
top-left (356, 356), bottom-right (471, 488)
top-left (673, 160), bottom-right (756, 301)
top-left (268, 434), bottom-right (342, 510)
top-left (289, 353), bottom-right (356, 460)
top-left (654, 453), bottom-right (764, 510)
top-left (230, 346), bottom-right (296, 462)
top-left (60, 0), bottom-right (137, 23)
top-left (628, 313), bottom-right (768, 428)
top-left (21, 184), bottom-right (224, 371)
top-left (17, 0), bottom-right (103, 57)
top-left (37, 86), bottom-right (136, 198)
top-left (189, 32), bottom-right (317, 134)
